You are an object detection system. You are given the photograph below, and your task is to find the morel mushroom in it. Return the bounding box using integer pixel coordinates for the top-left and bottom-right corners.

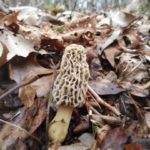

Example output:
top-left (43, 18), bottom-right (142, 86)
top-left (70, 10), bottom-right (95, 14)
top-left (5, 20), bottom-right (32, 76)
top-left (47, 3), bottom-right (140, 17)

top-left (48, 44), bottom-right (90, 143)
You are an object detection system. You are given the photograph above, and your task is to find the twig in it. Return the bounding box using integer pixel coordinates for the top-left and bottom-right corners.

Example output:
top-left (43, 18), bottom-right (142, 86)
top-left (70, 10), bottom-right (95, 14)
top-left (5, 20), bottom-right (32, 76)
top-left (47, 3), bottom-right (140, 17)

top-left (0, 76), bottom-right (39, 101)
top-left (90, 106), bottom-right (122, 125)
top-left (92, 114), bottom-right (122, 125)
top-left (88, 85), bottom-right (121, 116)
top-left (0, 72), bottom-right (54, 101)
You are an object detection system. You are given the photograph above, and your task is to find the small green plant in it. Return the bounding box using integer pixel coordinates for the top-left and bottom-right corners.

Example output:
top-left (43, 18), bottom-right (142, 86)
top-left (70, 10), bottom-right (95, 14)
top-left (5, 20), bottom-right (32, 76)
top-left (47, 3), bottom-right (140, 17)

top-left (92, 123), bottom-right (97, 137)
top-left (45, 90), bottom-right (52, 102)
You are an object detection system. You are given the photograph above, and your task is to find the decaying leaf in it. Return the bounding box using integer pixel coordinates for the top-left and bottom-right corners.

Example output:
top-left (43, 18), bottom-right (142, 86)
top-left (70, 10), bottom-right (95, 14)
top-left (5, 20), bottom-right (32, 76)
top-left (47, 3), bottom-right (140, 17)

top-left (66, 15), bottom-right (96, 29)
top-left (48, 143), bottom-right (92, 150)
top-left (104, 44), bottom-right (121, 67)
top-left (117, 53), bottom-right (150, 83)
top-left (10, 6), bottom-right (63, 25)
top-left (100, 28), bottom-right (122, 52)
top-left (89, 79), bottom-right (124, 95)
top-left (19, 24), bottom-right (64, 50)
top-left (100, 128), bottom-right (127, 150)
top-left (0, 29), bottom-right (35, 60)
top-left (145, 112), bottom-right (150, 128)
top-left (9, 53), bottom-right (53, 106)
top-left (108, 10), bottom-right (136, 28)
top-left (31, 75), bottom-right (54, 97)
top-left (124, 143), bottom-right (144, 150)
top-left (0, 41), bottom-right (3, 57)
top-left (0, 42), bottom-right (8, 67)
top-left (96, 125), bottom-right (111, 146)
top-left (119, 81), bottom-right (149, 97)
top-left (0, 98), bottom-right (46, 149)
top-left (9, 54), bottom-right (52, 83)
top-left (78, 133), bottom-right (96, 148)
top-left (0, 11), bottom-right (18, 27)
top-left (19, 85), bottom-right (36, 107)
top-left (118, 33), bottom-right (142, 49)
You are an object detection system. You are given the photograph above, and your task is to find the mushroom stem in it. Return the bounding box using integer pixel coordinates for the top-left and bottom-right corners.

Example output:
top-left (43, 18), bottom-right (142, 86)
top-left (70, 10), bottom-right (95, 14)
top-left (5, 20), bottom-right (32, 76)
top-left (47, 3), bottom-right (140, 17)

top-left (48, 105), bottom-right (74, 143)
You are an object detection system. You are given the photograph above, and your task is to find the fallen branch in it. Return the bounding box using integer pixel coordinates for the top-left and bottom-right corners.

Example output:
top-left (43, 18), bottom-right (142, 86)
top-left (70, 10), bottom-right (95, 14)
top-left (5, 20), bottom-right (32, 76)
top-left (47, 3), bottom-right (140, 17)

top-left (88, 85), bottom-right (121, 116)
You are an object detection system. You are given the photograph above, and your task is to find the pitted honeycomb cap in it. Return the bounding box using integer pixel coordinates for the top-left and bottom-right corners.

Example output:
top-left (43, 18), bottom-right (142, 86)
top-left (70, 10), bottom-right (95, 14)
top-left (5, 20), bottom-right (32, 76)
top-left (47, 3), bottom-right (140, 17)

top-left (52, 44), bottom-right (90, 107)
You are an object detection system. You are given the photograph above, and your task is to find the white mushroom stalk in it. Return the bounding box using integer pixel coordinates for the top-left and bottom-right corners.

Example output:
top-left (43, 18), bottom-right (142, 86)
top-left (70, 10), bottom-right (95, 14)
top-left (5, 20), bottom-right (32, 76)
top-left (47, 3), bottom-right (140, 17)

top-left (48, 44), bottom-right (90, 144)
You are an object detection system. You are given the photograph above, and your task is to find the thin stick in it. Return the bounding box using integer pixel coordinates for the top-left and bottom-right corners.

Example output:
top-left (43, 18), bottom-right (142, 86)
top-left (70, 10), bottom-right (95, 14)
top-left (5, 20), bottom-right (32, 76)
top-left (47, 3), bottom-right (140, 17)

top-left (90, 106), bottom-right (122, 125)
top-left (0, 72), bottom-right (53, 101)
top-left (0, 76), bottom-right (38, 101)
top-left (88, 85), bottom-right (121, 116)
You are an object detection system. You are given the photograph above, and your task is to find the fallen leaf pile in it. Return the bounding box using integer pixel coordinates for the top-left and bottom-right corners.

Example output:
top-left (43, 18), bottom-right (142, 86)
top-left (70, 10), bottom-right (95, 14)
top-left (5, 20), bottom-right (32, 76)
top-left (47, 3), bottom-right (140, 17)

top-left (0, 6), bottom-right (150, 150)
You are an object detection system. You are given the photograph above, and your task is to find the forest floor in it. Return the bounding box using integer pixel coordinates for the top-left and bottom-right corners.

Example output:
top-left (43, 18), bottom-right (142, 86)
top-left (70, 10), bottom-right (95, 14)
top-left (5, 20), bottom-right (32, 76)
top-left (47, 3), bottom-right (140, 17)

top-left (0, 6), bottom-right (150, 150)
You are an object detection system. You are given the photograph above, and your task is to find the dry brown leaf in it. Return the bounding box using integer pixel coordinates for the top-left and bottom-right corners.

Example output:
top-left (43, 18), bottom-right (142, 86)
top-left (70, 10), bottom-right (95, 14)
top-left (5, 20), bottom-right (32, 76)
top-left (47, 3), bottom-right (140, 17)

top-left (108, 10), bottom-right (135, 28)
top-left (118, 34), bottom-right (142, 49)
top-left (124, 144), bottom-right (144, 150)
top-left (0, 42), bottom-right (8, 67)
top-left (9, 54), bottom-right (53, 106)
top-left (100, 128), bottom-right (127, 150)
top-left (86, 46), bottom-right (97, 62)
top-left (89, 79), bottom-right (124, 95)
top-left (96, 125), bottom-right (111, 147)
top-left (62, 28), bottom-right (94, 44)
top-left (0, 124), bottom-right (28, 150)
top-left (9, 53), bottom-right (52, 83)
top-left (0, 12), bottom-right (18, 27)
top-left (0, 97), bottom-right (46, 149)
top-left (100, 28), bottom-right (122, 52)
top-left (79, 133), bottom-right (96, 148)
top-left (97, 17), bottom-right (111, 27)
top-left (48, 143), bottom-right (90, 150)
top-left (29, 99), bottom-right (47, 134)
top-left (10, 6), bottom-right (43, 26)
top-left (0, 12), bottom-right (6, 19)
top-left (66, 15), bottom-right (96, 29)
top-left (145, 112), bottom-right (150, 129)
top-left (104, 44), bottom-right (121, 67)
top-left (31, 75), bottom-right (54, 97)
top-left (0, 29), bottom-right (35, 60)
top-left (19, 85), bottom-right (36, 107)
top-left (119, 82), bottom-right (149, 97)
top-left (18, 24), bottom-right (64, 50)
top-left (10, 6), bottom-right (63, 26)
top-left (117, 53), bottom-right (150, 83)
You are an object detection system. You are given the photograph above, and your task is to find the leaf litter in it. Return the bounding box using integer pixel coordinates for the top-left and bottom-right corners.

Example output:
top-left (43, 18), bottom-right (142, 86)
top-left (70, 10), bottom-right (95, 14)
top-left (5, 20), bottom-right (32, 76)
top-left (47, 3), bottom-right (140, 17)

top-left (0, 6), bottom-right (149, 150)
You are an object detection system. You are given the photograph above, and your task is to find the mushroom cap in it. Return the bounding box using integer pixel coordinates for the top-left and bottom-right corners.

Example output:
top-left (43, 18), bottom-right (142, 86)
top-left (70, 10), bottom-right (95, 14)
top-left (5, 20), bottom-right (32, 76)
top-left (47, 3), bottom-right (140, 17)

top-left (52, 44), bottom-right (90, 107)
